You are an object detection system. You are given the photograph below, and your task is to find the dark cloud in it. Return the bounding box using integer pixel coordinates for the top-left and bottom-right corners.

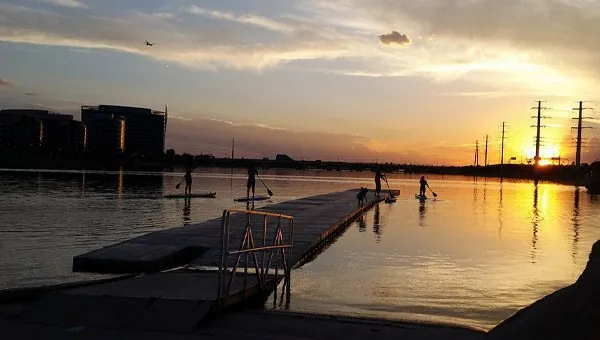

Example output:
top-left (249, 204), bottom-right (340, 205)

top-left (24, 92), bottom-right (37, 96)
top-left (379, 31), bottom-right (410, 45)
top-left (0, 77), bottom-right (14, 87)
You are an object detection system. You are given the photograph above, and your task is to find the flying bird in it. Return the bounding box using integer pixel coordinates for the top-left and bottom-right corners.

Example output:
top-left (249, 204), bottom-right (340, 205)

top-left (145, 40), bottom-right (156, 46)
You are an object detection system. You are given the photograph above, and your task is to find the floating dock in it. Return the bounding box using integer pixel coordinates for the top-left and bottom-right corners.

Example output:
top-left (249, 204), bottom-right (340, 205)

top-left (73, 189), bottom-right (394, 274)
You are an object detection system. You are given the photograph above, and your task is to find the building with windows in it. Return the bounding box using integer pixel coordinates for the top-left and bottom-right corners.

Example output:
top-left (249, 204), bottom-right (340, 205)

top-left (81, 110), bottom-right (125, 156)
top-left (0, 109), bottom-right (84, 155)
top-left (81, 105), bottom-right (167, 159)
top-left (0, 110), bottom-right (43, 152)
top-left (41, 113), bottom-right (85, 155)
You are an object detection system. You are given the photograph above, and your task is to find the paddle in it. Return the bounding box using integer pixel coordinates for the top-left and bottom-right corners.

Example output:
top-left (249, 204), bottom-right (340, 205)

top-left (428, 185), bottom-right (438, 198)
top-left (383, 177), bottom-right (397, 203)
top-left (384, 177), bottom-right (394, 197)
top-left (256, 173), bottom-right (274, 196)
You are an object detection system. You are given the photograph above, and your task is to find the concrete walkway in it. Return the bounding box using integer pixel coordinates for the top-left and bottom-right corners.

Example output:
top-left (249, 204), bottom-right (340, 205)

top-left (0, 307), bottom-right (485, 340)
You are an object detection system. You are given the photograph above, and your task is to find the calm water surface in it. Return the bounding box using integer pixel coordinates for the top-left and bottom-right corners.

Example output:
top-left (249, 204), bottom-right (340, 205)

top-left (1, 168), bottom-right (599, 330)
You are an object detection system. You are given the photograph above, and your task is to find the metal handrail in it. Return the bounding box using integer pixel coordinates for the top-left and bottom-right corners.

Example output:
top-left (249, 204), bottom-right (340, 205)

top-left (217, 209), bottom-right (294, 309)
top-left (223, 208), bottom-right (293, 219)
top-left (229, 245), bottom-right (292, 255)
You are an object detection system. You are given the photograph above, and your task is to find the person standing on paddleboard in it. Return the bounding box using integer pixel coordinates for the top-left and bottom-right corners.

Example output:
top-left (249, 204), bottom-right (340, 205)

top-left (184, 167), bottom-right (193, 195)
top-left (375, 166), bottom-right (386, 197)
top-left (419, 176), bottom-right (428, 197)
top-left (247, 165), bottom-right (258, 199)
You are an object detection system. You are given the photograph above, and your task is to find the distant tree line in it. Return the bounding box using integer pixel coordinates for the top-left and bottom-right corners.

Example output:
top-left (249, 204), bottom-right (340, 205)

top-left (163, 149), bottom-right (215, 166)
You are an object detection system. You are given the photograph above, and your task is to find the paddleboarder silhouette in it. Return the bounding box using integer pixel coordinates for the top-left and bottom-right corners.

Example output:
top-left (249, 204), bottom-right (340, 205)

top-left (247, 165), bottom-right (258, 200)
top-left (184, 167), bottom-right (193, 195)
top-left (375, 166), bottom-right (385, 197)
top-left (419, 176), bottom-right (428, 197)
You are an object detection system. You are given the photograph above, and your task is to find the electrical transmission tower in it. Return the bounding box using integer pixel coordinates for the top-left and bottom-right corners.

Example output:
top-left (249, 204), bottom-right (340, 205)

top-left (485, 134), bottom-right (489, 166)
top-left (571, 101), bottom-right (593, 167)
top-left (474, 140), bottom-right (479, 166)
top-left (530, 101), bottom-right (551, 166)
top-left (499, 122), bottom-right (508, 173)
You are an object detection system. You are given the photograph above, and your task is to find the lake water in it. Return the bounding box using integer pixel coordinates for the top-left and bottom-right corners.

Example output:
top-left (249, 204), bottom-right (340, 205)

top-left (1, 168), bottom-right (598, 330)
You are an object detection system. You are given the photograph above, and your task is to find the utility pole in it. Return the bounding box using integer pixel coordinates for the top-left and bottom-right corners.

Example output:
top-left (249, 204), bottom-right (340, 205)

top-left (534, 101), bottom-right (542, 166)
top-left (501, 123), bottom-right (506, 167)
top-left (498, 122), bottom-right (508, 175)
top-left (571, 101), bottom-right (593, 167)
top-left (530, 101), bottom-right (550, 166)
top-left (476, 140), bottom-right (479, 166)
top-left (164, 105), bottom-right (168, 148)
top-left (575, 101), bottom-right (582, 166)
top-left (231, 138), bottom-right (235, 160)
top-left (484, 134), bottom-right (489, 166)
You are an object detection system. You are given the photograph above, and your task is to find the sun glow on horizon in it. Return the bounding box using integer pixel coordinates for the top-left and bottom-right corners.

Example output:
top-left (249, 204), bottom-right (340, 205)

top-left (525, 144), bottom-right (561, 165)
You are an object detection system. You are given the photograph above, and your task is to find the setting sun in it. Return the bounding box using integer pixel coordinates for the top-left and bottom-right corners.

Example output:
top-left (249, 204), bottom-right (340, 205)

top-left (525, 145), bottom-right (561, 165)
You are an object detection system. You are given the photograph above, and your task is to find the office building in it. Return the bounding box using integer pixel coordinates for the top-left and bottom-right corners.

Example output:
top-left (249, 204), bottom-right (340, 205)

top-left (0, 110), bottom-right (43, 151)
top-left (0, 109), bottom-right (84, 154)
top-left (81, 110), bottom-right (125, 155)
top-left (82, 105), bottom-right (167, 159)
top-left (42, 114), bottom-right (85, 155)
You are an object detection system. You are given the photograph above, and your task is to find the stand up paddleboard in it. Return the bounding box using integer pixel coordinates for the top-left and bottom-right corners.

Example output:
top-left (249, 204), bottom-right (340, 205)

top-left (385, 196), bottom-right (397, 203)
top-left (234, 195), bottom-right (271, 202)
top-left (164, 192), bottom-right (216, 199)
top-left (415, 194), bottom-right (427, 200)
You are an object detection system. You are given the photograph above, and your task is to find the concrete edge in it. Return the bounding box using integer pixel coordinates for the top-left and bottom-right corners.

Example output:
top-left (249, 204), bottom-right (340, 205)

top-left (0, 274), bottom-right (137, 305)
top-left (242, 309), bottom-right (487, 334)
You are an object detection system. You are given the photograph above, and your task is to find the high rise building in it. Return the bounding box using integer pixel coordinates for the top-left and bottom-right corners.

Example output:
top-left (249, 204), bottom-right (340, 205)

top-left (82, 105), bottom-right (167, 159)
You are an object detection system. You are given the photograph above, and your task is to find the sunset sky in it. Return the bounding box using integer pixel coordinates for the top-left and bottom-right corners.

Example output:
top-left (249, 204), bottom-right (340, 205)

top-left (1, 0), bottom-right (600, 165)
